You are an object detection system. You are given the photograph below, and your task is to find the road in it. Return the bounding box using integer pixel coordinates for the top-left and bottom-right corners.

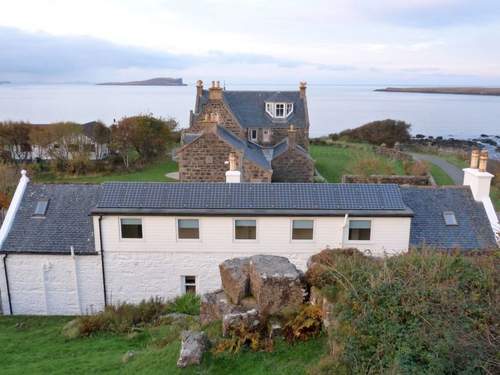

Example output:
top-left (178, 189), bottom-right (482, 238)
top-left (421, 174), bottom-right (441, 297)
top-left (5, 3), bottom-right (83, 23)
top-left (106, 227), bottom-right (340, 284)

top-left (411, 153), bottom-right (464, 185)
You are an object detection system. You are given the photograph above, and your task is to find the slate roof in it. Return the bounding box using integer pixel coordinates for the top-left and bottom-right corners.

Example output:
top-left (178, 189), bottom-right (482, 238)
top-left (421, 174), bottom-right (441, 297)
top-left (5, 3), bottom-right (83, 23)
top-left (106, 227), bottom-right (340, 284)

top-left (401, 186), bottom-right (497, 250)
top-left (93, 182), bottom-right (413, 216)
top-left (1, 184), bottom-right (102, 254)
top-left (199, 90), bottom-right (308, 129)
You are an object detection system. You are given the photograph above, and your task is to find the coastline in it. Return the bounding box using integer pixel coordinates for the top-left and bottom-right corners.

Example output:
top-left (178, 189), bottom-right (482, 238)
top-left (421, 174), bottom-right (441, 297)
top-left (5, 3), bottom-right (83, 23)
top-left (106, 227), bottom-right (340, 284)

top-left (375, 87), bottom-right (500, 96)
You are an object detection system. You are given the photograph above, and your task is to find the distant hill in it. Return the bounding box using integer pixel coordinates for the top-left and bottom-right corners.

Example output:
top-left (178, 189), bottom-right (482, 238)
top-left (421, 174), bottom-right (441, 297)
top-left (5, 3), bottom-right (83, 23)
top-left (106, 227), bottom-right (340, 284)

top-left (97, 77), bottom-right (187, 86)
top-left (0, 81), bottom-right (11, 84)
top-left (375, 87), bottom-right (500, 96)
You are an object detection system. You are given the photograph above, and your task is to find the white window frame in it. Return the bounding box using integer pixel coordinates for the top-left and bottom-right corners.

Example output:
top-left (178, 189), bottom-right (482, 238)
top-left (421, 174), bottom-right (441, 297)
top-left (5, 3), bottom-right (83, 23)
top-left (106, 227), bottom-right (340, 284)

top-left (181, 275), bottom-right (197, 294)
top-left (249, 129), bottom-right (258, 142)
top-left (290, 219), bottom-right (315, 242)
top-left (346, 219), bottom-right (373, 243)
top-left (176, 217), bottom-right (202, 242)
top-left (265, 102), bottom-right (293, 119)
top-left (119, 217), bottom-right (144, 241)
top-left (233, 218), bottom-right (258, 242)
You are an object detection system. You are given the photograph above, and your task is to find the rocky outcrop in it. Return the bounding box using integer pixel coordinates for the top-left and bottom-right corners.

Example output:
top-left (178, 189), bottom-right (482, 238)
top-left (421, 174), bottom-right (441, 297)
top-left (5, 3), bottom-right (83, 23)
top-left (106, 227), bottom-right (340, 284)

top-left (222, 308), bottom-right (260, 337)
top-left (177, 331), bottom-right (208, 368)
top-left (200, 289), bottom-right (242, 325)
top-left (219, 257), bottom-right (251, 304)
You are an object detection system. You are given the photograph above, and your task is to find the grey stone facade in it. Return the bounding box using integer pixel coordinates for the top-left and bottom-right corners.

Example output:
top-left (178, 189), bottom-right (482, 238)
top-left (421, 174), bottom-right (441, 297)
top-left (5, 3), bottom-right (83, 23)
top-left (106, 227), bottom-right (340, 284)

top-left (178, 81), bottom-right (314, 182)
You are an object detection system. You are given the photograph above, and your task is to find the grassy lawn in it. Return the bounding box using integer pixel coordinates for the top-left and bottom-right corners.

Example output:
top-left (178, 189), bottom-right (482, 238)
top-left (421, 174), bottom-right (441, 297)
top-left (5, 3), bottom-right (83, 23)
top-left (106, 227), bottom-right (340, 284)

top-left (428, 163), bottom-right (455, 185)
top-left (310, 143), bottom-right (404, 182)
top-left (0, 316), bottom-right (327, 375)
top-left (33, 159), bottom-right (178, 184)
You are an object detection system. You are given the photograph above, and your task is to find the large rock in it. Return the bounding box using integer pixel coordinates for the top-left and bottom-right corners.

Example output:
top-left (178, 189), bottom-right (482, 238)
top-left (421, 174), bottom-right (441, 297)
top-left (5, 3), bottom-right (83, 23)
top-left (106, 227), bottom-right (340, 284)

top-left (222, 308), bottom-right (260, 337)
top-left (200, 289), bottom-right (242, 325)
top-left (248, 255), bottom-right (305, 315)
top-left (219, 257), bottom-right (251, 304)
top-left (177, 331), bottom-right (208, 368)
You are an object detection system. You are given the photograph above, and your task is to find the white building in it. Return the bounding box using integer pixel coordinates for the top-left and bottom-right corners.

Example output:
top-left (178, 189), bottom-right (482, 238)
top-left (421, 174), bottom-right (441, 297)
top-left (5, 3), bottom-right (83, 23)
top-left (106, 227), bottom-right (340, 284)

top-left (0, 154), bottom-right (497, 315)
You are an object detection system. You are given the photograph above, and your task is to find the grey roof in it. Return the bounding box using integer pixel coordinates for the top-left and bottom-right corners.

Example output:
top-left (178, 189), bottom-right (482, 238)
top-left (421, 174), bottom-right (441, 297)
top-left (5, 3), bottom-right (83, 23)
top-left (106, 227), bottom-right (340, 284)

top-left (401, 187), bottom-right (497, 250)
top-left (93, 182), bottom-right (412, 216)
top-left (1, 184), bottom-right (102, 254)
top-left (199, 90), bottom-right (307, 129)
top-left (182, 133), bottom-right (202, 145)
top-left (215, 126), bottom-right (272, 170)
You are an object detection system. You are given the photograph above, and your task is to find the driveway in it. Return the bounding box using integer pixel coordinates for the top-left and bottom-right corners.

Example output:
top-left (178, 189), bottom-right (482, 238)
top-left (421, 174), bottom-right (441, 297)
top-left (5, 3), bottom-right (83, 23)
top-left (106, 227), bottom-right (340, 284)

top-left (410, 153), bottom-right (464, 185)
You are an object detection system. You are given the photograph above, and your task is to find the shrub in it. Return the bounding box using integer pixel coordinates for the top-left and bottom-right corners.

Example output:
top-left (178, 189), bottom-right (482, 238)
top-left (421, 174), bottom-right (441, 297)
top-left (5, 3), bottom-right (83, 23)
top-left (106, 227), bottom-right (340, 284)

top-left (332, 119), bottom-right (411, 147)
top-left (350, 157), bottom-right (396, 177)
top-left (213, 322), bottom-right (271, 354)
top-left (283, 305), bottom-right (323, 343)
top-left (308, 249), bottom-right (499, 374)
top-left (403, 160), bottom-right (430, 176)
top-left (165, 293), bottom-right (200, 315)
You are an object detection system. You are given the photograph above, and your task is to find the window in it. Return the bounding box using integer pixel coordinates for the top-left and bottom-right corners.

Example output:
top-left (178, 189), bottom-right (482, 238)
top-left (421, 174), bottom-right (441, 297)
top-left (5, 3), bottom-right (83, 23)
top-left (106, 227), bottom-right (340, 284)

top-left (348, 220), bottom-right (371, 241)
top-left (34, 200), bottom-right (49, 216)
top-left (249, 129), bottom-right (258, 142)
top-left (182, 275), bottom-right (196, 294)
top-left (286, 103), bottom-right (293, 115)
top-left (275, 103), bottom-right (285, 117)
top-left (178, 219), bottom-right (200, 239)
top-left (292, 220), bottom-right (314, 240)
top-left (443, 211), bottom-right (458, 226)
top-left (120, 218), bottom-right (143, 239)
top-left (235, 219), bottom-right (257, 240)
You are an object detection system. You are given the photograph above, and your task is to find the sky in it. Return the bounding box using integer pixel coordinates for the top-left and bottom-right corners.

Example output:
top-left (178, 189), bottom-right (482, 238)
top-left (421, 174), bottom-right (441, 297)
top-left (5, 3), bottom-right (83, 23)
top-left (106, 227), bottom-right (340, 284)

top-left (1, 0), bottom-right (500, 84)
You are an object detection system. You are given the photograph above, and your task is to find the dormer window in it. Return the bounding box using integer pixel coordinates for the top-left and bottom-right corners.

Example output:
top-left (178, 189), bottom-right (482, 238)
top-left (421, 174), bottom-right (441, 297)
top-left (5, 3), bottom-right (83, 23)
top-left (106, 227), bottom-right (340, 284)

top-left (265, 102), bottom-right (293, 118)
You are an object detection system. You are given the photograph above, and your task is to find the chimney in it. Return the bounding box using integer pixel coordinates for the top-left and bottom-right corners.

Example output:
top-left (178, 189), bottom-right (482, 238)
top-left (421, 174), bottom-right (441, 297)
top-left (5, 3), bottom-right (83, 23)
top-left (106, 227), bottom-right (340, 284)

top-left (196, 80), bottom-right (203, 97)
top-left (288, 124), bottom-right (297, 147)
top-left (225, 152), bottom-right (241, 183)
top-left (470, 149), bottom-right (480, 168)
top-left (208, 80), bottom-right (223, 100)
top-left (463, 149), bottom-right (493, 201)
top-left (299, 81), bottom-right (307, 99)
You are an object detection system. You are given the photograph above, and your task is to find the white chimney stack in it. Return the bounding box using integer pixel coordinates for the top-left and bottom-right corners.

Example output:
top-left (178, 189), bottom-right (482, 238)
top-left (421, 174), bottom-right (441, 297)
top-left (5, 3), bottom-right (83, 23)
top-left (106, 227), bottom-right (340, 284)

top-left (225, 152), bottom-right (241, 183)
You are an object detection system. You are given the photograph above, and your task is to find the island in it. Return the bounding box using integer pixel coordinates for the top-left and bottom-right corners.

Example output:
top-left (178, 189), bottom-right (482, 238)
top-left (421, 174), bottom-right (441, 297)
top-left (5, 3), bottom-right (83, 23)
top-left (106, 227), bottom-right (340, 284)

top-left (97, 77), bottom-right (187, 86)
top-left (0, 81), bottom-right (11, 84)
top-left (375, 87), bottom-right (500, 96)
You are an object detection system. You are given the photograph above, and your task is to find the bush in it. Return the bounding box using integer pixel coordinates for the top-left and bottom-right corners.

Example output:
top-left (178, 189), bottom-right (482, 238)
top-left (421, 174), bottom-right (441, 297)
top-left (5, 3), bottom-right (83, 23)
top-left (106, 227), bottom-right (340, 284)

top-left (332, 119), bottom-right (411, 147)
top-left (283, 305), bottom-right (323, 343)
top-left (403, 160), bottom-right (430, 176)
top-left (308, 249), bottom-right (499, 374)
top-left (165, 293), bottom-right (200, 315)
top-left (350, 157), bottom-right (396, 177)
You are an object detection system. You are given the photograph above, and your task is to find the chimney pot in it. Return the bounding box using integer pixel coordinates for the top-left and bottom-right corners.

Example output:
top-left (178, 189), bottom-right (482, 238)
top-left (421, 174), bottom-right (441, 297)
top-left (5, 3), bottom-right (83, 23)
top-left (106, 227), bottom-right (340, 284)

top-left (288, 124), bottom-right (297, 147)
top-left (225, 152), bottom-right (241, 183)
top-left (196, 80), bottom-right (203, 97)
top-left (470, 149), bottom-right (480, 169)
top-left (299, 81), bottom-right (307, 98)
top-left (479, 150), bottom-right (489, 172)
top-left (208, 79), bottom-right (223, 100)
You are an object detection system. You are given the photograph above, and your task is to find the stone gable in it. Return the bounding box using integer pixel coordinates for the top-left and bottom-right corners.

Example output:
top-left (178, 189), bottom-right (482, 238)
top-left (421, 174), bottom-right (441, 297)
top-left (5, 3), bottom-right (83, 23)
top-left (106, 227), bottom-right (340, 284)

top-left (271, 147), bottom-right (314, 182)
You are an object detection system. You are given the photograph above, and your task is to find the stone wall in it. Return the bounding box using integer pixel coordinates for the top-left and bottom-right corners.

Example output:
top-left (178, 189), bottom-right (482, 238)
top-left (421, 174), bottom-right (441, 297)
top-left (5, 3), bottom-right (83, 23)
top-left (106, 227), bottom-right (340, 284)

top-left (271, 147), bottom-right (314, 182)
top-left (242, 159), bottom-right (272, 182)
top-left (189, 100), bottom-right (244, 138)
top-left (272, 127), bottom-right (309, 150)
top-left (342, 174), bottom-right (432, 186)
top-left (374, 146), bottom-right (412, 161)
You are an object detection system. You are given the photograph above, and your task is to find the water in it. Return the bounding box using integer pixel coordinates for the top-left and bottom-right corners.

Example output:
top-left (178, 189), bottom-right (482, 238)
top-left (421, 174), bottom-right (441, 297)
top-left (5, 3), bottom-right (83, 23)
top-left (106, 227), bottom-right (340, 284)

top-left (0, 83), bottom-right (499, 139)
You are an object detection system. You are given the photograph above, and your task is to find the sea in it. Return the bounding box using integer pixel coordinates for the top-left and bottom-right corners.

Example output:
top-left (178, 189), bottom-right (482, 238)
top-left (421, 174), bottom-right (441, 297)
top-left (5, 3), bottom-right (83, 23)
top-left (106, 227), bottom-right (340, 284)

top-left (0, 83), bottom-right (498, 149)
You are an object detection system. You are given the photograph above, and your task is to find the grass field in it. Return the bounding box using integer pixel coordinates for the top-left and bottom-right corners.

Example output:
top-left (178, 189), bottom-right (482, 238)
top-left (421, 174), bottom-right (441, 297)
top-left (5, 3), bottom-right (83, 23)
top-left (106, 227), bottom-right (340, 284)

top-left (428, 163), bottom-right (455, 185)
top-left (33, 159), bottom-right (178, 184)
top-left (0, 316), bottom-right (327, 375)
top-left (310, 143), bottom-right (405, 182)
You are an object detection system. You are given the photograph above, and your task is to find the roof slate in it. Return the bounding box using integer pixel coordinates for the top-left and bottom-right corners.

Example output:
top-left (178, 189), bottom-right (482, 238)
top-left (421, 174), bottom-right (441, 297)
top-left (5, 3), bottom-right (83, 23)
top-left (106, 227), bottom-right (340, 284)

top-left (200, 90), bottom-right (307, 129)
top-left (401, 186), bottom-right (497, 250)
top-left (1, 184), bottom-right (102, 254)
top-left (94, 182), bottom-right (411, 216)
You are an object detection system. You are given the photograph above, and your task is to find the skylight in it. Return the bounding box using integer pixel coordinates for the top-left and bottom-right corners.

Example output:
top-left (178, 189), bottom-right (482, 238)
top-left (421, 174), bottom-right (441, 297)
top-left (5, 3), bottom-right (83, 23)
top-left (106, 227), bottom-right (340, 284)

top-left (34, 200), bottom-right (49, 216)
top-left (443, 211), bottom-right (458, 226)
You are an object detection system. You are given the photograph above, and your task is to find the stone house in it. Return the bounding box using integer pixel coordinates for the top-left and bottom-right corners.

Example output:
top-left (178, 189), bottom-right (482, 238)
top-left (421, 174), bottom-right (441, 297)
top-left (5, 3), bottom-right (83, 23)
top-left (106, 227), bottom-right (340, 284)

top-left (176, 81), bottom-right (314, 182)
top-left (0, 154), bottom-right (497, 315)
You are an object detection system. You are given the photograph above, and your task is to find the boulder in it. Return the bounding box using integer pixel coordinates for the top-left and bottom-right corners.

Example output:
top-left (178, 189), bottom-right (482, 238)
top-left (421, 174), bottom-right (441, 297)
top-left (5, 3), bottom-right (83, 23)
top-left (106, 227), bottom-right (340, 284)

top-left (200, 289), bottom-right (242, 325)
top-left (222, 308), bottom-right (260, 337)
top-left (177, 331), bottom-right (208, 368)
top-left (121, 351), bottom-right (136, 364)
top-left (219, 257), bottom-right (250, 304)
top-left (248, 255), bottom-right (305, 315)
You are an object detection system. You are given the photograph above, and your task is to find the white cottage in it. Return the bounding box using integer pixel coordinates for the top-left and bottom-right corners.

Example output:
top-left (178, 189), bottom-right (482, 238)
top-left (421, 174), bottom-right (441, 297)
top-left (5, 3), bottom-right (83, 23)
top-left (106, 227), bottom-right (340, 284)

top-left (0, 154), bottom-right (497, 315)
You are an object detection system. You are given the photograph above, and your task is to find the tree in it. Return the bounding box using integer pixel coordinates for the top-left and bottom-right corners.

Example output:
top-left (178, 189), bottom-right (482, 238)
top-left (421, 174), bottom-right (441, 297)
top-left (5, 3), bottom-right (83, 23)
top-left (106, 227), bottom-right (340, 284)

top-left (91, 121), bottom-right (111, 160)
top-left (332, 119), bottom-right (411, 147)
top-left (110, 115), bottom-right (177, 168)
top-left (0, 162), bottom-right (18, 208)
top-left (0, 122), bottom-right (32, 162)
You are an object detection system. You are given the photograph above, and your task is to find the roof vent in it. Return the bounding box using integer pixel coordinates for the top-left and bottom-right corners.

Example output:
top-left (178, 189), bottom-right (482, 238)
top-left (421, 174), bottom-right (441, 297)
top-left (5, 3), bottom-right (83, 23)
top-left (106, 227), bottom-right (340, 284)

top-left (34, 200), bottom-right (49, 216)
top-left (443, 211), bottom-right (457, 226)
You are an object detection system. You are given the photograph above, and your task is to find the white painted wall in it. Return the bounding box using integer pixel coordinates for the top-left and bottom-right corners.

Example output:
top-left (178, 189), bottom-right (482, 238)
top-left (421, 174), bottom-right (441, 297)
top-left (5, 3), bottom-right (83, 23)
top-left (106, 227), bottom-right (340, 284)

top-left (0, 254), bottom-right (104, 315)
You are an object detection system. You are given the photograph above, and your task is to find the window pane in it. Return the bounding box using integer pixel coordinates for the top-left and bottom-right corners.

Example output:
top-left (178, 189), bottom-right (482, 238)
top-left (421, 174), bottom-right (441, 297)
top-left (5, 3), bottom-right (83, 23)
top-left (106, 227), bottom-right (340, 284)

top-left (235, 220), bottom-right (256, 240)
top-left (34, 200), bottom-right (49, 216)
top-left (121, 219), bottom-right (143, 239)
top-left (286, 103), bottom-right (293, 115)
top-left (443, 211), bottom-right (457, 226)
top-left (275, 103), bottom-right (284, 117)
top-left (348, 220), bottom-right (371, 241)
top-left (292, 220), bottom-right (313, 240)
top-left (178, 219), bottom-right (200, 239)
top-left (183, 275), bottom-right (196, 294)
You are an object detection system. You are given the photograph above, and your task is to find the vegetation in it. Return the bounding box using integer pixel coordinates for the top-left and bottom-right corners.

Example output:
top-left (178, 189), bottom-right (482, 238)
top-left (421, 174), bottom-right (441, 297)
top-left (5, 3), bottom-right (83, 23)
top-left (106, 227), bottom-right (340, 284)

top-left (329, 119), bottom-right (411, 147)
top-left (306, 249), bottom-right (499, 375)
top-left (310, 143), bottom-right (404, 182)
top-left (429, 162), bottom-right (455, 185)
